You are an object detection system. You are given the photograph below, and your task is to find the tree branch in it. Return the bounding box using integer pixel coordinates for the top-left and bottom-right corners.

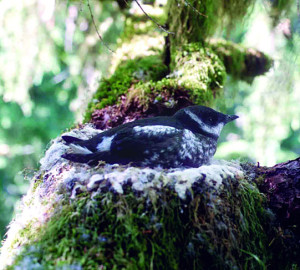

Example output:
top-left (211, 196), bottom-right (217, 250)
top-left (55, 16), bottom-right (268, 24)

top-left (133, 0), bottom-right (174, 34)
top-left (87, 0), bottom-right (114, 53)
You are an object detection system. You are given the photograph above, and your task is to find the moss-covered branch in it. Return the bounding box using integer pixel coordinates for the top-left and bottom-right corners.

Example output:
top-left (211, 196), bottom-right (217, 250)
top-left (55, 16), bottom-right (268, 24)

top-left (209, 39), bottom-right (273, 81)
top-left (1, 126), bottom-right (298, 269)
top-left (167, 0), bottom-right (256, 45)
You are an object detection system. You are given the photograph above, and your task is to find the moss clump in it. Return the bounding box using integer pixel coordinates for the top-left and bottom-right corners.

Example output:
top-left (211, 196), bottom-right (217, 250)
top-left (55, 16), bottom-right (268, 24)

top-left (238, 181), bottom-right (269, 268)
top-left (9, 177), bottom-right (270, 270)
top-left (126, 78), bottom-right (181, 107)
top-left (84, 54), bottom-right (168, 122)
top-left (172, 43), bottom-right (226, 104)
top-left (208, 39), bottom-right (246, 78)
top-left (131, 77), bottom-right (213, 109)
top-left (86, 42), bottom-right (227, 124)
top-left (208, 39), bottom-right (273, 80)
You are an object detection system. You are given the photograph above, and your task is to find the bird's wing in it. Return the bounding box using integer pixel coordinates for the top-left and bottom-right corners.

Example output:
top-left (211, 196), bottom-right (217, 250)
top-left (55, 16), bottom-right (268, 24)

top-left (110, 125), bottom-right (182, 163)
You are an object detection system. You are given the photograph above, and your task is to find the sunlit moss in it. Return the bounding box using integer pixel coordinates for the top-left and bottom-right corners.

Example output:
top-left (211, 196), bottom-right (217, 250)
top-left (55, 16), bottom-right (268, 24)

top-left (84, 41), bottom-right (228, 122)
top-left (84, 54), bottom-right (168, 122)
top-left (172, 43), bottom-right (226, 103)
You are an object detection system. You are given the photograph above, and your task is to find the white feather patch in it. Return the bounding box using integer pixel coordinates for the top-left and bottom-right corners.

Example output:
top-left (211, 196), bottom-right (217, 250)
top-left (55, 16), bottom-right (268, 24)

top-left (69, 144), bottom-right (93, 154)
top-left (133, 125), bottom-right (177, 135)
top-left (185, 110), bottom-right (224, 136)
top-left (96, 135), bottom-right (115, 152)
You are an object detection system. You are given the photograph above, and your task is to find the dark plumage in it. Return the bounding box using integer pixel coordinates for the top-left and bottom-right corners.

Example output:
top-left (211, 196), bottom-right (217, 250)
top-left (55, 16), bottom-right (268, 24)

top-left (61, 105), bottom-right (238, 168)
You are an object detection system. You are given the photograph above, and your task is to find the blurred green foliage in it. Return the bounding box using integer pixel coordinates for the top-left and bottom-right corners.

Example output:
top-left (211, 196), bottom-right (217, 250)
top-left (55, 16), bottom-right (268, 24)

top-left (0, 0), bottom-right (123, 243)
top-left (0, 74), bottom-right (76, 241)
top-left (215, 2), bottom-right (300, 165)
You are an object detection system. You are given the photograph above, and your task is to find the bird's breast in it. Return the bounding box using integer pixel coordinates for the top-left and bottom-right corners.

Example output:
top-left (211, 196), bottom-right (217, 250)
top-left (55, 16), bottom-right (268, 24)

top-left (140, 129), bottom-right (217, 168)
top-left (179, 130), bottom-right (215, 164)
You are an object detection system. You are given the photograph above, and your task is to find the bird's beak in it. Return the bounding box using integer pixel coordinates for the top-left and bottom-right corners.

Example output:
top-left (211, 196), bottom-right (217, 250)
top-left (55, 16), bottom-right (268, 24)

top-left (225, 114), bottom-right (239, 123)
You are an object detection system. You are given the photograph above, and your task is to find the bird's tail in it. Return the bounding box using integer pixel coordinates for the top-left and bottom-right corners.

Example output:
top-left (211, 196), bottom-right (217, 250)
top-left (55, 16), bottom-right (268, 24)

top-left (62, 152), bottom-right (110, 166)
top-left (62, 135), bottom-right (84, 144)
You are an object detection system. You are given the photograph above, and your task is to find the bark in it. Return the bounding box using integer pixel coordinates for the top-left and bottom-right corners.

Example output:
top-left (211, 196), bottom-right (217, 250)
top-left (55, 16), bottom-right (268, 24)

top-left (254, 158), bottom-right (300, 267)
top-left (256, 158), bottom-right (300, 228)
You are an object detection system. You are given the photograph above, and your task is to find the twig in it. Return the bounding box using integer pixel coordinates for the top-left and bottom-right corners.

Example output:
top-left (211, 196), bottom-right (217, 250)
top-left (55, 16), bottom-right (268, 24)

top-left (182, 0), bottom-right (207, 18)
top-left (79, 0), bottom-right (83, 13)
top-left (133, 0), bottom-right (174, 34)
top-left (87, 0), bottom-right (114, 53)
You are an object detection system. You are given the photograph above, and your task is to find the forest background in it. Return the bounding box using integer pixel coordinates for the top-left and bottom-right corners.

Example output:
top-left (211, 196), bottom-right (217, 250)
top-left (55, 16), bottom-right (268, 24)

top-left (0, 0), bottom-right (299, 244)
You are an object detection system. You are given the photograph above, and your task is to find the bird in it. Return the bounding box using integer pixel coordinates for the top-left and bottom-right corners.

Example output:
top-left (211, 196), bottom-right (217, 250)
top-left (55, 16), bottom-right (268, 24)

top-left (61, 105), bottom-right (238, 168)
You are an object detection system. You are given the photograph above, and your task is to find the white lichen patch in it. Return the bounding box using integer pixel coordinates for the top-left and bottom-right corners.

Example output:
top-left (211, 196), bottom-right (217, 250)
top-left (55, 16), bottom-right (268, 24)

top-left (0, 125), bottom-right (244, 269)
top-left (169, 163), bottom-right (244, 199)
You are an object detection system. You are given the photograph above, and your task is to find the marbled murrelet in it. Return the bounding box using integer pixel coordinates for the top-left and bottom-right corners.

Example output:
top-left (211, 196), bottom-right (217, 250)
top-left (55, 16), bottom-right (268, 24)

top-left (61, 106), bottom-right (238, 168)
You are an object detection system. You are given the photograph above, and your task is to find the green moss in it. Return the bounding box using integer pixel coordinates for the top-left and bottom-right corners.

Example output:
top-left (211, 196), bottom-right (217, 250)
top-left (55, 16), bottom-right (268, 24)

top-left (172, 43), bottom-right (226, 103)
top-left (84, 54), bottom-right (168, 122)
top-left (31, 174), bottom-right (44, 193)
top-left (208, 39), bottom-right (246, 78)
top-left (84, 42), bottom-right (226, 122)
top-left (238, 180), bottom-right (269, 269)
top-left (130, 76), bottom-right (214, 109)
top-left (93, 42), bottom-right (227, 114)
top-left (10, 192), bottom-right (188, 269)
top-left (208, 39), bottom-right (273, 79)
top-left (127, 78), bottom-right (175, 105)
top-left (9, 177), bottom-right (273, 270)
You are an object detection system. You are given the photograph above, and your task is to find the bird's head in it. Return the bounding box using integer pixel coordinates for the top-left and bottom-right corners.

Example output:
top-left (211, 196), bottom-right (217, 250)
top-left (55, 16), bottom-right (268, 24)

top-left (174, 105), bottom-right (239, 139)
